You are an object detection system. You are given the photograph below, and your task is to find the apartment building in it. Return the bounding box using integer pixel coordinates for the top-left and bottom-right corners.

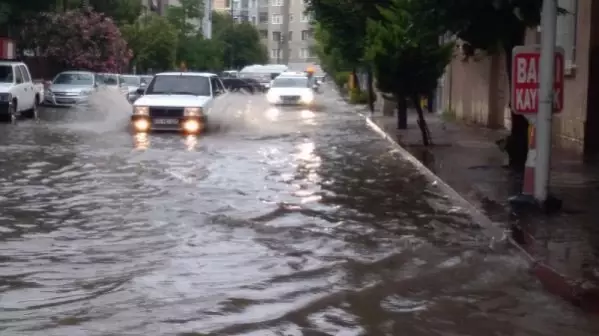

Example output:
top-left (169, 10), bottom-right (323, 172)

top-left (266, 0), bottom-right (316, 64)
top-left (141, 0), bottom-right (212, 38)
top-left (213, 0), bottom-right (259, 24)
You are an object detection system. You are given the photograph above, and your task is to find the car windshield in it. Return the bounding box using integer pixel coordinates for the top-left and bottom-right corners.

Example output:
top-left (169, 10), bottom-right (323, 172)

top-left (271, 77), bottom-right (309, 88)
top-left (53, 73), bottom-right (94, 85)
top-left (145, 75), bottom-right (211, 96)
top-left (0, 65), bottom-right (13, 83)
top-left (122, 76), bottom-right (140, 86)
top-left (100, 74), bottom-right (119, 86)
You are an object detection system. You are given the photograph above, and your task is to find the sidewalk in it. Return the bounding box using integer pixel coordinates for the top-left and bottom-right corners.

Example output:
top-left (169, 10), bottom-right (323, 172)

top-left (367, 109), bottom-right (599, 312)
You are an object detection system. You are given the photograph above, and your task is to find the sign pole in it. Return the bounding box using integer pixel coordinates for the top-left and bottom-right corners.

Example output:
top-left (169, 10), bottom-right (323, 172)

top-left (535, 0), bottom-right (558, 204)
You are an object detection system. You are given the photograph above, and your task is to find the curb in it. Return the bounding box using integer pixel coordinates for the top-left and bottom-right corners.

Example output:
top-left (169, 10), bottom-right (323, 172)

top-left (359, 111), bottom-right (599, 313)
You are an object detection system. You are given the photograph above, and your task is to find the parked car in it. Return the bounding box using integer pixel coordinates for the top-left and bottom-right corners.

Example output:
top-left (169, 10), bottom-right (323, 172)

top-left (0, 60), bottom-right (43, 121)
top-left (121, 74), bottom-right (144, 102)
top-left (130, 72), bottom-right (227, 133)
top-left (97, 73), bottom-right (128, 97)
top-left (43, 71), bottom-right (97, 107)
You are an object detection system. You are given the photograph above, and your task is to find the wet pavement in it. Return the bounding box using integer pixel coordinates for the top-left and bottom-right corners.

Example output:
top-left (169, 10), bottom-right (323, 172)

top-left (0, 88), bottom-right (598, 335)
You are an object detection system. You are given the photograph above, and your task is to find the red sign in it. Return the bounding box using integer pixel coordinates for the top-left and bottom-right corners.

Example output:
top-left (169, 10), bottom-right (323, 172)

top-left (511, 45), bottom-right (564, 114)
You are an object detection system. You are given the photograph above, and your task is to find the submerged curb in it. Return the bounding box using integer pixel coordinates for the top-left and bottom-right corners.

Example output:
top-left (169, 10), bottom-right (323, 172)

top-left (359, 111), bottom-right (599, 313)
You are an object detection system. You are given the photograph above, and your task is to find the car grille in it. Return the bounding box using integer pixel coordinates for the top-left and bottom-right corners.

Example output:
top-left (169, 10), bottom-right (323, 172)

top-left (0, 103), bottom-right (9, 114)
top-left (149, 107), bottom-right (184, 117)
top-left (281, 95), bottom-right (300, 101)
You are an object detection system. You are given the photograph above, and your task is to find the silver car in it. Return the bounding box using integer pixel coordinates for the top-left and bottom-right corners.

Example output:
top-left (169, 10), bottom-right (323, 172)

top-left (98, 73), bottom-right (128, 97)
top-left (43, 71), bottom-right (97, 106)
top-left (121, 75), bottom-right (143, 102)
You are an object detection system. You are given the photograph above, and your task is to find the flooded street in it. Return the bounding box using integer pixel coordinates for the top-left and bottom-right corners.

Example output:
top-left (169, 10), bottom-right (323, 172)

top-left (1, 88), bottom-right (598, 335)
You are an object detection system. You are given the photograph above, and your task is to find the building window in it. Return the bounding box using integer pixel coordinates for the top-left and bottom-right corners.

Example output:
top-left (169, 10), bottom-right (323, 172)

top-left (300, 48), bottom-right (311, 59)
top-left (271, 48), bottom-right (280, 59)
top-left (251, 0), bottom-right (257, 8)
top-left (271, 14), bottom-right (282, 24)
top-left (301, 13), bottom-right (311, 22)
top-left (301, 30), bottom-right (311, 40)
top-left (271, 0), bottom-right (283, 6)
top-left (259, 29), bottom-right (268, 38)
top-left (288, 31), bottom-right (292, 41)
top-left (259, 12), bottom-right (268, 23)
top-left (251, 16), bottom-right (256, 24)
top-left (272, 31), bottom-right (281, 41)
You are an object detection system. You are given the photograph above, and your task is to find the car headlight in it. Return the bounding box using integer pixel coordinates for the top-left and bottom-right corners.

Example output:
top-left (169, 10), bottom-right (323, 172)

top-left (184, 107), bottom-right (202, 116)
top-left (80, 90), bottom-right (92, 95)
top-left (301, 91), bottom-right (314, 103)
top-left (133, 106), bottom-right (149, 115)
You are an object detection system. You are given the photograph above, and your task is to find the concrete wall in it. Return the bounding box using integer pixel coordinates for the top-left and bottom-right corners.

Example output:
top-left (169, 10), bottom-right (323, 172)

top-left (440, 0), bottom-right (593, 155)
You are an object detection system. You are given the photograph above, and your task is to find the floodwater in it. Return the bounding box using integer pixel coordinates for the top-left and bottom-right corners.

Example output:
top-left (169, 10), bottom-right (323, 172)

top-left (0, 87), bottom-right (597, 335)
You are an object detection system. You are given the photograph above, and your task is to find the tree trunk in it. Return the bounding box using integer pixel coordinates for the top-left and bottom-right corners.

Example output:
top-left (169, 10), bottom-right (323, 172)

top-left (351, 69), bottom-right (360, 91)
top-left (503, 30), bottom-right (528, 172)
top-left (396, 93), bottom-right (407, 129)
top-left (412, 94), bottom-right (431, 146)
top-left (366, 68), bottom-right (374, 113)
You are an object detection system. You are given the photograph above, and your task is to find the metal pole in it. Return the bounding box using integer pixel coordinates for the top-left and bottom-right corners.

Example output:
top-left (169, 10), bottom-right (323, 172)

top-left (280, 0), bottom-right (290, 64)
top-left (534, 0), bottom-right (557, 203)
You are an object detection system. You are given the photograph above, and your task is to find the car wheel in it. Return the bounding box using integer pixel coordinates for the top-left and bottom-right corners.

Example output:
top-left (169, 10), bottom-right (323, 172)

top-left (1, 102), bottom-right (17, 123)
top-left (22, 98), bottom-right (38, 119)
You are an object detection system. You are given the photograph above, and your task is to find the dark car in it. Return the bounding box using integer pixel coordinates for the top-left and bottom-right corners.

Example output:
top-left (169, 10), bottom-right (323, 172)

top-left (241, 78), bottom-right (264, 92)
top-left (220, 77), bottom-right (255, 94)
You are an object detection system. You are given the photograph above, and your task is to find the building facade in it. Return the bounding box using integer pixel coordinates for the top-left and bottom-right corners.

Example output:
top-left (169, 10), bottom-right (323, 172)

top-left (266, 0), bottom-right (316, 64)
top-left (439, 0), bottom-right (599, 160)
top-left (142, 0), bottom-right (212, 38)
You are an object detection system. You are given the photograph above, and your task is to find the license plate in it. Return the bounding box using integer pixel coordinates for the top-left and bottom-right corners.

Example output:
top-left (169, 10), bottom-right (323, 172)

top-left (153, 119), bottom-right (178, 125)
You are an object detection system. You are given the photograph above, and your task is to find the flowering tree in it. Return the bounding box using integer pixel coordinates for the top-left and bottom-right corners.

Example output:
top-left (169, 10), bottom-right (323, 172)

top-left (20, 8), bottom-right (132, 73)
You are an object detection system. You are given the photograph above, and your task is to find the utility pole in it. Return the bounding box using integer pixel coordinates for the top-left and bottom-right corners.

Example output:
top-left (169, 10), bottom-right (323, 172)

top-left (229, 0), bottom-right (235, 68)
top-left (535, 0), bottom-right (557, 204)
top-left (280, 0), bottom-right (290, 64)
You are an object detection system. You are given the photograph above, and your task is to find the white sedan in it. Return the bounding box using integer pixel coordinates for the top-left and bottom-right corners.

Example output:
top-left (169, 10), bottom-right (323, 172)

top-left (266, 75), bottom-right (315, 106)
top-left (130, 72), bottom-right (227, 134)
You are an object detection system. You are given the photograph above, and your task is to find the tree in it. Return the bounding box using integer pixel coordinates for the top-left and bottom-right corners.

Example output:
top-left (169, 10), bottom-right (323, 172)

top-left (121, 13), bottom-right (178, 73)
top-left (0, 0), bottom-right (57, 38)
top-left (86, 0), bottom-right (143, 25)
top-left (365, 0), bottom-right (453, 145)
top-left (20, 8), bottom-right (131, 72)
top-left (166, 0), bottom-right (203, 37)
top-left (212, 12), bottom-right (268, 69)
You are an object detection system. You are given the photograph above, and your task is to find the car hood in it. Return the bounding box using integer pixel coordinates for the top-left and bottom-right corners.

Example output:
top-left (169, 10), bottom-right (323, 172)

top-left (50, 84), bottom-right (94, 92)
top-left (134, 94), bottom-right (212, 107)
top-left (268, 87), bottom-right (311, 96)
top-left (0, 83), bottom-right (13, 93)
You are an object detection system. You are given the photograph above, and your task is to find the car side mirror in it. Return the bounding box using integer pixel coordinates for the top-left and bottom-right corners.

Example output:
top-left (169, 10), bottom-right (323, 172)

top-left (136, 87), bottom-right (145, 95)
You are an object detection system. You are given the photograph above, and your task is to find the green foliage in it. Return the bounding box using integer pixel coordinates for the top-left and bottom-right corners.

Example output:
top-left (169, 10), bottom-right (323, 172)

top-left (166, 0), bottom-right (204, 37)
top-left (122, 13), bottom-right (178, 72)
top-left (0, 0), bottom-right (57, 36)
top-left (332, 71), bottom-right (350, 88)
top-left (178, 35), bottom-right (225, 71)
top-left (211, 12), bottom-right (268, 69)
top-left (364, 0), bottom-right (452, 98)
top-left (349, 87), bottom-right (372, 104)
top-left (87, 0), bottom-right (143, 25)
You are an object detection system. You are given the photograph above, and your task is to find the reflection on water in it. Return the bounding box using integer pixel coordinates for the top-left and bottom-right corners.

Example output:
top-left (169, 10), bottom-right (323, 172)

top-left (301, 109), bottom-right (316, 125)
top-left (184, 134), bottom-right (198, 151)
top-left (134, 132), bottom-right (149, 149)
top-left (0, 89), bottom-right (598, 335)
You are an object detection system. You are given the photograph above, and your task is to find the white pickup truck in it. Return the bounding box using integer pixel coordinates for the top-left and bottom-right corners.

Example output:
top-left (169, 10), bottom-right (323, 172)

top-left (0, 60), bottom-right (43, 122)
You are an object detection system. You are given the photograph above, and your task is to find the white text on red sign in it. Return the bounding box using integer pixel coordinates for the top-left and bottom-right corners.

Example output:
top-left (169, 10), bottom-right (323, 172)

top-left (512, 52), bottom-right (564, 114)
